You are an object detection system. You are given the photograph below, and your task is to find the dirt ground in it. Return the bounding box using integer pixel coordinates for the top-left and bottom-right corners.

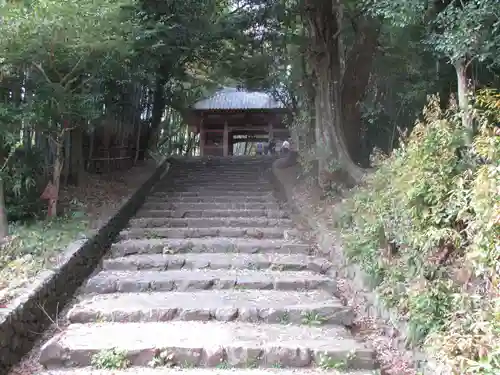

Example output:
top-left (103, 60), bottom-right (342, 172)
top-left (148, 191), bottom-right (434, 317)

top-left (60, 159), bottom-right (159, 229)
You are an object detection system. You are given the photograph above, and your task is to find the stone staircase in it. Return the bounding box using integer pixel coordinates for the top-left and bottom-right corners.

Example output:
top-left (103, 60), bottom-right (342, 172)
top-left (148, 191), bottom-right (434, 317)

top-left (37, 157), bottom-right (377, 375)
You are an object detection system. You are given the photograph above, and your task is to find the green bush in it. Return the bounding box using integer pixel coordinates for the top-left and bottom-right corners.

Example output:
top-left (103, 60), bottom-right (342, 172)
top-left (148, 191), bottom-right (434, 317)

top-left (339, 91), bottom-right (500, 373)
top-left (1, 147), bottom-right (46, 221)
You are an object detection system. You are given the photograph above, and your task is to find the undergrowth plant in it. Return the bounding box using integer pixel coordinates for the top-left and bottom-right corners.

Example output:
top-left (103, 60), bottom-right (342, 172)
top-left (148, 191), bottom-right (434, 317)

top-left (338, 91), bottom-right (500, 374)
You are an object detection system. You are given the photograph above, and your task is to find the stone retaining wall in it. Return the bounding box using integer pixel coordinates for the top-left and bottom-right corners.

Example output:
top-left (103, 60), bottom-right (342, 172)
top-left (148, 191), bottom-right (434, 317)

top-left (269, 161), bottom-right (449, 375)
top-left (0, 159), bottom-right (171, 375)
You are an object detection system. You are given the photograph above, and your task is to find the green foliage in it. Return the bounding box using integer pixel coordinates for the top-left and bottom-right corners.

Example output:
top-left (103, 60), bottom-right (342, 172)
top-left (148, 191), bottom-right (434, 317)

top-left (1, 147), bottom-right (45, 221)
top-left (339, 91), bottom-right (500, 372)
top-left (429, 0), bottom-right (500, 64)
top-left (0, 109), bottom-right (45, 220)
top-left (0, 0), bottom-right (135, 140)
top-left (0, 212), bottom-right (89, 303)
top-left (91, 348), bottom-right (130, 369)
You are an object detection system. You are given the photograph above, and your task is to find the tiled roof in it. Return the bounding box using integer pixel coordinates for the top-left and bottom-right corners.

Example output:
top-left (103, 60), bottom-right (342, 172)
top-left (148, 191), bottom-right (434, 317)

top-left (192, 87), bottom-right (285, 110)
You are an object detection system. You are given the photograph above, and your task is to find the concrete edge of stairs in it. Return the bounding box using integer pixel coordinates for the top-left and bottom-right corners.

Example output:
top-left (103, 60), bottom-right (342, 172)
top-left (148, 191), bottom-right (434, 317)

top-left (0, 158), bottom-right (173, 374)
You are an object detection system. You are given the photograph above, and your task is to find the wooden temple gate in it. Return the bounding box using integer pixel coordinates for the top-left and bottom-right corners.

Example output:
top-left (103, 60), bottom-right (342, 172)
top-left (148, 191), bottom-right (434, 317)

top-left (186, 88), bottom-right (290, 156)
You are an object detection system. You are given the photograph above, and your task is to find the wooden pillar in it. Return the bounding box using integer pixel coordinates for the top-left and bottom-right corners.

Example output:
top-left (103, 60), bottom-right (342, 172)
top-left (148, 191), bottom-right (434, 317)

top-left (268, 122), bottom-right (274, 141)
top-left (199, 118), bottom-right (205, 156)
top-left (223, 121), bottom-right (229, 157)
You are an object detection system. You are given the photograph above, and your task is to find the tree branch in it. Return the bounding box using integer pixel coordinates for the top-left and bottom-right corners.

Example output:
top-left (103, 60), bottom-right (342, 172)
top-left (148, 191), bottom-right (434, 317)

top-left (31, 62), bottom-right (52, 84)
top-left (61, 55), bottom-right (86, 89)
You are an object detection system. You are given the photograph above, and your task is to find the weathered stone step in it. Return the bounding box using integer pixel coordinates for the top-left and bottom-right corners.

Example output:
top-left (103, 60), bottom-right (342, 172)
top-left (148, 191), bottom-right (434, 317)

top-left (128, 217), bottom-right (293, 229)
top-left (161, 187), bottom-right (273, 193)
top-left (174, 162), bottom-right (268, 168)
top-left (83, 269), bottom-right (334, 294)
top-left (151, 191), bottom-right (274, 197)
top-left (170, 173), bottom-right (267, 179)
top-left (157, 189), bottom-right (275, 195)
top-left (119, 227), bottom-right (292, 240)
top-left (37, 368), bottom-right (375, 375)
top-left (39, 322), bottom-right (376, 369)
top-left (157, 183), bottom-right (272, 189)
top-left (110, 238), bottom-right (311, 257)
top-left (147, 196), bottom-right (277, 203)
top-left (165, 177), bottom-right (268, 183)
top-left (173, 166), bottom-right (267, 171)
top-left (168, 180), bottom-right (267, 186)
top-left (141, 202), bottom-right (280, 211)
top-left (170, 175), bottom-right (266, 181)
top-left (67, 290), bottom-right (352, 325)
top-left (133, 209), bottom-right (289, 219)
top-left (102, 253), bottom-right (329, 272)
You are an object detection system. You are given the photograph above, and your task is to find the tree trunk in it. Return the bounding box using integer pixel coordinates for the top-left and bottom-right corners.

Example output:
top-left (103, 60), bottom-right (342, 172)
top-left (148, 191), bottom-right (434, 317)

top-left (305, 0), bottom-right (365, 186)
top-left (134, 120), bottom-right (142, 164)
top-left (300, 52), bottom-right (316, 150)
top-left (454, 58), bottom-right (473, 140)
top-left (63, 132), bottom-right (71, 186)
top-left (341, 17), bottom-right (380, 166)
top-left (0, 177), bottom-right (8, 239)
top-left (48, 138), bottom-right (63, 218)
top-left (70, 127), bottom-right (84, 185)
top-left (147, 76), bottom-right (167, 152)
top-left (87, 129), bottom-right (95, 171)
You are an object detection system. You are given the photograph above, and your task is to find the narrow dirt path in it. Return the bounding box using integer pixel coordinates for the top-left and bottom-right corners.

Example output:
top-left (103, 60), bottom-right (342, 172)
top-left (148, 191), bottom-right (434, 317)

top-left (16, 158), bottom-right (380, 375)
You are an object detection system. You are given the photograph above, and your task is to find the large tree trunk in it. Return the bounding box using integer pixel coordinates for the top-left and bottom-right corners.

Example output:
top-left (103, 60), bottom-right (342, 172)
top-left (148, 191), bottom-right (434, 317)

top-left (454, 58), bottom-right (473, 140)
top-left (0, 178), bottom-right (8, 239)
top-left (70, 127), bottom-right (85, 185)
top-left (300, 47), bottom-right (316, 151)
top-left (305, 0), bottom-right (365, 186)
top-left (341, 17), bottom-right (381, 166)
top-left (147, 76), bottom-right (167, 153)
top-left (47, 137), bottom-right (63, 218)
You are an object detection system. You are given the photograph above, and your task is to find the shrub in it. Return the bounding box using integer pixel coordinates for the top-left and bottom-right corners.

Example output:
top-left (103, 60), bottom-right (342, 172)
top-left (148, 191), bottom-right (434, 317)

top-left (1, 146), bottom-right (46, 221)
top-left (339, 91), bottom-right (499, 373)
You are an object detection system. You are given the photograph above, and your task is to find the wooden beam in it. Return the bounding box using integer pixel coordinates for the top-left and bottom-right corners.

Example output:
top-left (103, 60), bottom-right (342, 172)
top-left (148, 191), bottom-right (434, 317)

top-left (228, 126), bottom-right (272, 131)
top-left (271, 128), bottom-right (290, 133)
top-left (204, 129), bottom-right (224, 133)
top-left (223, 121), bottom-right (229, 157)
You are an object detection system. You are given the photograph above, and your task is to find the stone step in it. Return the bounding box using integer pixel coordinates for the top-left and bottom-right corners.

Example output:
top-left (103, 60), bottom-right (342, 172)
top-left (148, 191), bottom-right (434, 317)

top-left (171, 174), bottom-right (269, 178)
top-left (37, 368), bottom-right (374, 375)
top-left (147, 196), bottom-right (277, 203)
top-left (110, 238), bottom-right (311, 257)
top-left (166, 177), bottom-right (269, 182)
top-left (102, 253), bottom-right (329, 272)
top-left (141, 202), bottom-right (280, 211)
top-left (168, 179), bottom-right (267, 185)
top-left (119, 227), bottom-right (292, 240)
top-left (162, 187), bottom-right (273, 193)
top-left (151, 191), bottom-right (275, 198)
top-left (83, 269), bottom-right (334, 294)
top-left (162, 178), bottom-right (270, 183)
top-left (157, 183), bottom-right (273, 190)
top-left (39, 321), bottom-right (376, 369)
top-left (170, 172), bottom-right (267, 178)
top-left (127, 218), bottom-right (294, 229)
top-left (174, 162), bottom-right (269, 167)
top-left (133, 209), bottom-right (289, 219)
top-left (173, 165), bottom-right (268, 170)
top-left (67, 290), bottom-right (353, 325)
top-left (170, 169), bottom-right (267, 174)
